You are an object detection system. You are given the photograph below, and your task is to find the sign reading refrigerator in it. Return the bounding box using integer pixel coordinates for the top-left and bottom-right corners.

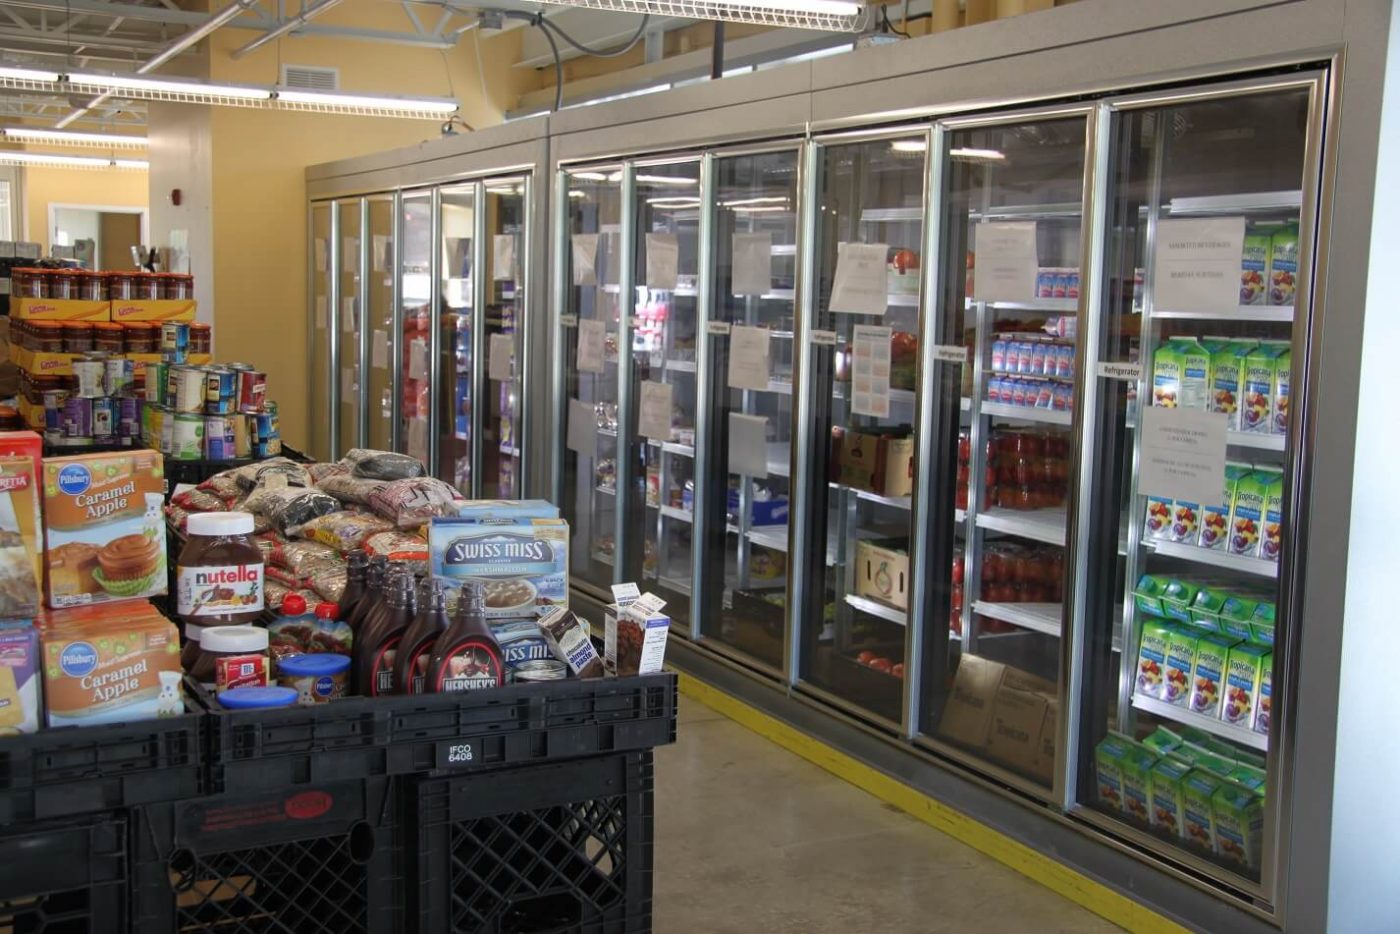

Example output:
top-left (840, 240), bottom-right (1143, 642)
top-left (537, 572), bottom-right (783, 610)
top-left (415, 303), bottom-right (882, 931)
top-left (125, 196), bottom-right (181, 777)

top-left (488, 333), bottom-right (514, 382)
top-left (829, 242), bottom-right (889, 316)
top-left (732, 232), bottom-right (773, 296)
top-left (576, 318), bottom-right (606, 374)
top-left (571, 233), bottom-right (599, 286)
top-left (1152, 217), bottom-right (1245, 313)
top-left (645, 233), bottom-right (680, 290)
top-left (728, 413), bottom-right (769, 479)
top-left (1139, 406), bottom-right (1228, 506)
top-left (727, 325), bottom-right (772, 392)
top-left (638, 380), bottom-right (674, 441)
top-left (852, 324), bottom-right (893, 418)
top-left (972, 222), bottom-right (1038, 303)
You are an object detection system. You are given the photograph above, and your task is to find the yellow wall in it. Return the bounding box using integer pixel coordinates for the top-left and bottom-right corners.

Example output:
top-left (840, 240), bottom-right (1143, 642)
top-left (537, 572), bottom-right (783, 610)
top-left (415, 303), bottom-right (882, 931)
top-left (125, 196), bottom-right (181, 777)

top-left (22, 165), bottom-right (148, 255)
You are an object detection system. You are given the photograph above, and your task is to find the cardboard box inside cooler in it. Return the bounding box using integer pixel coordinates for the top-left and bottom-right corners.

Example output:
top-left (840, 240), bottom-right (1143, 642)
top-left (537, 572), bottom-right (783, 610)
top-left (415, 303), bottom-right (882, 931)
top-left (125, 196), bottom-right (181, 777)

top-left (938, 654), bottom-right (1058, 773)
top-left (854, 538), bottom-right (910, 611)
top-left (831, 427), bottom-right (914, 497)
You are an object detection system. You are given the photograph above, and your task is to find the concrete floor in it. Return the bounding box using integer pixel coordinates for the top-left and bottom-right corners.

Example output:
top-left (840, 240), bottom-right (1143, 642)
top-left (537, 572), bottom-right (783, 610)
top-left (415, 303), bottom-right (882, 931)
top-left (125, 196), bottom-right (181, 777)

top-left (653, 697), bottom-right (1123, 933)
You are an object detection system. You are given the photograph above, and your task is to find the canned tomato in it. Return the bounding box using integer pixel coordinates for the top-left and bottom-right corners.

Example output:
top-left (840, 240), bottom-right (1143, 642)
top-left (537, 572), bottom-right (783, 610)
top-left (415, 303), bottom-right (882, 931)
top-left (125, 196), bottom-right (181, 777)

top-left (71, 358), bottom-right (105, 398)
top-left (103, 357), bottom-right (134, 396)
top-left (236, 369), bottom-right (266, 413)
top-left (204, 415), bottom-right (237, 459)
top-left (170, 366), bottom-right (205, 414)
top-left (205, 368), bottom-right (237, 415)
top-left (171, 412), bottom-right (203, 460)
top-left (160, 322), bottom-right (189, 355)
top-left (91, 397), bottom-right (115, 439)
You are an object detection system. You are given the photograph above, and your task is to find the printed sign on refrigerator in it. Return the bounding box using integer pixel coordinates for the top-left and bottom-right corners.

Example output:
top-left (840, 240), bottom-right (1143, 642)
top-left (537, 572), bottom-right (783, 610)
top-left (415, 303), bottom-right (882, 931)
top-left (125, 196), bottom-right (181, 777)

top-left (732, 232), bottom-right (773, 296)
top-left (340, 297), bottom-right (357, 333)
top-left (1139, 406), bottom-right (1228, 506)
top-left (1152, 217), bottom-right (1246, 314)
top-left (315, 295), bottom-right (327, 330)
top-left (851, 324), bottom-right (893, 417)
top-left (638, 380), bottom-right (674, 441)
top-left (576, 318), bottom-right (606, 374)
top-left (372, 235), bottom-right (389, 273)
top-left (728, 414), bottom-right (770, 479)
top-left (408, 338), bottom-right (428, 381)
top-left (645, 233), bottom-right (680, 290)
top-left (727, 325), bottom-right (771, 392)
top-left (830, 242), bottom-right (889, 315)
top-left (571, 233), bottom-right (599, 286)
top-left (566, 398), bottom-right (595, 453)
top-left (371, 330), bottom-right (389, 369)
top-left (314, 238), bottom-right (328, 273)
top-left (972, 222), bottom-right (1038, 303)
top-left (488, 333), bottom-right (514, 382)
top-left (342, 238), bottom-right (359, 275)
top-left (493, 235), bottom-right (516, 281)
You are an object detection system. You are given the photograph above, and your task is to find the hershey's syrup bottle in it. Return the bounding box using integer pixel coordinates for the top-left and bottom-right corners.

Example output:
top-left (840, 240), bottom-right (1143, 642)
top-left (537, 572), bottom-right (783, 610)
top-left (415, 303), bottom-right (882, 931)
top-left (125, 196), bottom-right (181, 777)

top-left (346, 555), bottom-right (389, 634)
top-left (353, 568), bottom-right (415, 696)
top-left (394, 579), bottom-right (450, 694)
top-left (338, 551), bottom-right (370, 621)
top-left (426, 581), bottom-right (504, 693)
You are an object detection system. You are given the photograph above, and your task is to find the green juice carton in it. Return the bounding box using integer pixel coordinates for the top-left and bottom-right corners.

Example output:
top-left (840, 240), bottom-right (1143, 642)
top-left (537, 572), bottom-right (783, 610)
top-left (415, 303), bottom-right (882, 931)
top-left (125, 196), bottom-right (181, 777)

top-left (1163, 626), bottom-right (1199, 706)
top-left (1269, 224), bottom-right (1299, 307)
top-left (1209, 342), bottom-right (1254, 429)
top-left (1273, 349), bottom-right (1290, 435)
top-left (1153, 340), bottom-right (1210, 410)
top-left (1183, 769), bottom-right (1225, 853)
top-left (1189, 585), bottom-right (1230, 634)
top-left (1141, 726), bottom-right (1183, 757)
top-left (1229, 471), bottom-right (1267, 556)
top-left (1145, 492), bottom-right (1174, 540)
top-left (1179, 339), bottom-right (1211, 410)
top-left (1201, 464), bottom-right (1251, 551)
top-left (1230, 763), bottom-right (1267, 794)
top-left (1133, 574), bottom-right (1171, 619)
top-left (1175, 742), bottom-right (1237, 778)
top-left (1135, 619), bottom-right (1175, 700)
top-left (1258, 469), bottom-right (1285, 562)
top-left (1094, 733), bottom-right (1133, 813)
top-left (1120, 743), bottom-right (1158, 825)
top-left (1223, 642), bottom-right (1269, 727)
top-left (1218, 594), bottom-right (1260, 644)
top-left (1240, 229), bottom-right (1271, 305)
top-left (1149, 756), bottom-right (1193, 838)
top-left (1254, 654), bottom-right (1273, 736)
top-left (1161, 579), bottom-right (1203, 625)
top-left (1242, 344), bottom-right (1286, 433)
top-left (1212, 781), bottom-right (1264, 871)
top-left (1189, 633), bottom-right (1239, 717)
top-left (1249, 601), bottom-right (1276, 647)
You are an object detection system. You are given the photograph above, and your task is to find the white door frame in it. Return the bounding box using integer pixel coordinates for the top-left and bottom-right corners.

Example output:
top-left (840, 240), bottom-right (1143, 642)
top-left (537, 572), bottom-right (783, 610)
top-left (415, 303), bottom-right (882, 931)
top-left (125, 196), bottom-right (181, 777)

top-left (47, 203), bottom-right (150, 263)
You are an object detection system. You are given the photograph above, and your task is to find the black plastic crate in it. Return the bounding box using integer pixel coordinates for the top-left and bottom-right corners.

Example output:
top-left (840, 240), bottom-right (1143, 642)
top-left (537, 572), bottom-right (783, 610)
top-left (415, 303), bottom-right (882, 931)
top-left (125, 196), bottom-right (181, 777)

top-left (193, 673), bottom-right (677, 793)
top-left (0, 813), bottom-right (127, 932)
top-left (130, 776), bottom-right (403, 934)
top-left (163, 443), bottom-right (313, 494)
top-left (0, 710), bottom-right (205, 824)
top-left (409, 751), bottom-right (655, 934)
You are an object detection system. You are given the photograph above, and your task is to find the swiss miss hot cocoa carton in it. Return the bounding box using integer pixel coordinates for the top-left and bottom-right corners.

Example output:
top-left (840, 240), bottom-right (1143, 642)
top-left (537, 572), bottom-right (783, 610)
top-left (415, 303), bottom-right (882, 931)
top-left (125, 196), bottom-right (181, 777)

top-left (42, 451), bottom-right (167, 609)
top-left (428, 517), bottom-right (568, 620)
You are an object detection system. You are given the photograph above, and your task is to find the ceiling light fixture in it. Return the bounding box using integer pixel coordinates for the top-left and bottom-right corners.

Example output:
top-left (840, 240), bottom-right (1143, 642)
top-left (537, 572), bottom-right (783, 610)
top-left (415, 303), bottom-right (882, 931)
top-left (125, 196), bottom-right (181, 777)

top-left (67, 71), bottom-right (272, 105)
top-left (636, 174), bottom-right (699, 186)
top-left (0, 150), bottom-right (148, 170)
top-left (951, 147), bottom-right (1007, 162)
top-left (0, 66), bottom-right (61, 88)
top-left (890, 139), bottom-right (926, 153)
top-left (2, 127), bottom-right (147, 149)
top-left (274, 87), bottom-right (458, 118)
top-left (541, 0), bottom-right (864, 32)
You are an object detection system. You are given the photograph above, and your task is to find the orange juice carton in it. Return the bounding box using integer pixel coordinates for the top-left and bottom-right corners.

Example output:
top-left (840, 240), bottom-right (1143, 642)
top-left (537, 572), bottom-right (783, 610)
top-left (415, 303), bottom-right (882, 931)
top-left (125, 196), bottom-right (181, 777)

top-left (1144, 492), bottom-right (1173, 540)
top-left (1189, 633), bottom-right (1239, 717)
top-left (1240, 228), bottom-right (1271, 305)
top-left (1200, 464), bottom-right (1250, 550)
top-left (1162, 626), bottom-right (1199, 706)
top-left (42, 451), bottom-right (167, 609)
top-left (1222, 642), bottom-right (1268, 728)
top-left (1268, 225), bottom-right (1299, 307)
top-left (39, 607), bottom-right (183, 726)
top-left (1209, 342), bottom-right (1254, 429)
top-left (1135, 619), bottom-right (1174, 699)
top-left (1212, 781), bottom-right (1264, 871)
top-left (1242, 343), bottom-right (1286, 433)
top-left (1254, 654), bottom-right (1273, 736)
top-left (1148, 755), bottom-right (1192, 837)
top-left (1182, 769), bottom-right (1225, 853)
top-left (1258, 469), bottom-right (1285, 561)
top-left (1228, 471), bottom-right (1266, 556)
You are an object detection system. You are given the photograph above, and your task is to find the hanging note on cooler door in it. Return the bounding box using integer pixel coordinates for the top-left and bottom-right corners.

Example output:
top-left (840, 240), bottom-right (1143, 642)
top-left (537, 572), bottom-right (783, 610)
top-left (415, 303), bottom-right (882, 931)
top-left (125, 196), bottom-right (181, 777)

top-left (340, 368), bottom-right (356, 406)
top-left (341, 297), bottom-right (357, 333)
top-left (408, 418), bottom-right (428, 462)
top-left (408, 338), bottom-right (428, 381)
top-left (342, 238), bottom-right (358, 275)
top-left (315, 295), bottom-right (327, 330)
top-left (732, 232), bottom-right (773, 296)
top-left (314, 238), bottom-right (327, 273)
top-left (830, 242), bottom-right (889, 315)
top-left (493, 235), bottom-right (516, 281)
top-left (972, 222), bottom-right (1038, 303)
top-left (1140, 406), bottom-right (1228, 506)
top-left (1152, 217), bottom-right (1245, 314)
top-left (488, 333), bottom-right (514, 382)
top-left (446, 237), bottom-right (471, 278)
top-left (727, 325), bottom-right (772, 392)
top-left (566, 399), bottom-right (595, 453)
top-left (852, 324), bottom-right (893, 418)
top-left (728, 413), bottom-right (770, 479)
top-left (638, 380), bottom-right (674, 441)
top-left (576, 318), bottom-right (606, 374)
top-left (372, 235), bottom-right (389, 273)
top-left (571, 233), bottom-right (599, 286)
top-left (371, 330), bottom-right (389, 369)
top-left (645, 233), bottom-right (680, 290)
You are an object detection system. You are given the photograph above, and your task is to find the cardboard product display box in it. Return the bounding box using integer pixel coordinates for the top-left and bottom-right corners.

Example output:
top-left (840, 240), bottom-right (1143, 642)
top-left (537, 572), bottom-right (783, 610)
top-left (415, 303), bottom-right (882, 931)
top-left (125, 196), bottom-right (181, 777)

top-left (603, 584), bottom-right (671, 677)
top-left (854, 538), bottom-right (910, 611)
top-left (428, 516), bottom-right (569, 620)
top-left (831, 426), bottom-right (914, 497)
top-left (10, 298), bottom-right (109, 322)
top-left (938, 654), bottom-right (1058, 783)
top-left (110, 299), bottom-right (197, 323)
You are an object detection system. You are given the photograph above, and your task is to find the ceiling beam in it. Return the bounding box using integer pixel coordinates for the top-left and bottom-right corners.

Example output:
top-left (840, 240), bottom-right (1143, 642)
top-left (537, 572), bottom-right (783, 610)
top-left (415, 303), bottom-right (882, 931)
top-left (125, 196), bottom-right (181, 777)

top-left (0, 25), bottom-right (176, 54)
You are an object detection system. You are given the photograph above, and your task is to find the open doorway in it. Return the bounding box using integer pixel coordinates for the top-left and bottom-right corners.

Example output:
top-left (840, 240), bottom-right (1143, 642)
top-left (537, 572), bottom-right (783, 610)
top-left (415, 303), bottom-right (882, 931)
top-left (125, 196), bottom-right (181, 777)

top-left (48, 204), bottom-right (149, 270)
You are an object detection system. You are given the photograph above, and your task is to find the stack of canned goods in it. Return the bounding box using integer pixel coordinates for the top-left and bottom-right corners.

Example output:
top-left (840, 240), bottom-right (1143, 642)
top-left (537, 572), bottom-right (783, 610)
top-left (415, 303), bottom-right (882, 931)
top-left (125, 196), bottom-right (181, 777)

top-left (40, 353), bottom-right (141, 448)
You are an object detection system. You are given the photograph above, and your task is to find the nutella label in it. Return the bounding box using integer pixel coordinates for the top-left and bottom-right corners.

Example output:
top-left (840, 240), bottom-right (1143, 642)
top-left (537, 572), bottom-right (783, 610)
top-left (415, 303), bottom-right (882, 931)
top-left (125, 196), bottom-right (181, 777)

top-left (215, 654), bottom-right (268, 693)
top-left (436, 644), bottom-right (501, 692)
top-left (177, 563), bottom-right (265, 617)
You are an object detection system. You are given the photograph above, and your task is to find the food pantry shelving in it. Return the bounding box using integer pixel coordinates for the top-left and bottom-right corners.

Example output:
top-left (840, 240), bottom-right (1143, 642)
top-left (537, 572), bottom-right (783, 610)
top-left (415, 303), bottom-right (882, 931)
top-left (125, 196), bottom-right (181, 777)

top-left (306, 2), bottom-right (1400, 927)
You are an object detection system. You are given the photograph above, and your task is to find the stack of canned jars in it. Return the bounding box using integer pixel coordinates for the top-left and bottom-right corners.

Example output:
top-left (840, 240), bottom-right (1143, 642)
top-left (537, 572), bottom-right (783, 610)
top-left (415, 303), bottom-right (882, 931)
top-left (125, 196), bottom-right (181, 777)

top-left (38, 353), bottom-right (142, 448)
top-left (11, 268), bottom-right (195, 301)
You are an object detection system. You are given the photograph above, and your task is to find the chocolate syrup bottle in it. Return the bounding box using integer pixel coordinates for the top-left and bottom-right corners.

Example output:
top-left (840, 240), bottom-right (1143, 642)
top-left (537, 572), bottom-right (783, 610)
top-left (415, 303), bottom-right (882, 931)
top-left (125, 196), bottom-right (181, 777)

top-left (353, 568), bottom-right (415, 697)
top-left (394, 579), bottom-right (449, 695)
top-left (426, 581), bottom-right (504, 693)
top-left (338, 551), bottom-right (370, 621)
top-left (346, 555), bottom-right (389, 635)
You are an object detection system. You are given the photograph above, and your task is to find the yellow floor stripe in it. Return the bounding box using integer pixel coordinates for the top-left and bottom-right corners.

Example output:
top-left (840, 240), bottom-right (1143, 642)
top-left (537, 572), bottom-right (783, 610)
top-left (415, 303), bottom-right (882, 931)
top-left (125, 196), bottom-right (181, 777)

top-left (677, 672), bottom-right (1190, 934)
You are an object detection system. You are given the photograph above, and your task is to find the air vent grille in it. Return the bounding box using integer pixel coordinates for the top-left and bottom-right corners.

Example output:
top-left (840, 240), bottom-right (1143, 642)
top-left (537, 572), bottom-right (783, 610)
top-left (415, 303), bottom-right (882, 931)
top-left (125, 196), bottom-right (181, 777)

top-left (281, 65), bottom-right (338, 91)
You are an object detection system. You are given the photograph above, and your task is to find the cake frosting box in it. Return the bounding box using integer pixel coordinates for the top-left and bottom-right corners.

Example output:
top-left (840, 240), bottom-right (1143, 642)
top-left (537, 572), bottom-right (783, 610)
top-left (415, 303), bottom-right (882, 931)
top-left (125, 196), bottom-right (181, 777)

top-left (429, 517), bottom-right (568, 620)
top-left (42, 451), bottom-right (168, 609)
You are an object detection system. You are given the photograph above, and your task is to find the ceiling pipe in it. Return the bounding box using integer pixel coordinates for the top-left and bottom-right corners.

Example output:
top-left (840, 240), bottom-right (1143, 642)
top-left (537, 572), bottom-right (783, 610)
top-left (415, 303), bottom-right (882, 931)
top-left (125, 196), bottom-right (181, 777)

top-left (54, 0), bottom-right (259, 128)
top-left (231, 0), bottom-right (345, 59)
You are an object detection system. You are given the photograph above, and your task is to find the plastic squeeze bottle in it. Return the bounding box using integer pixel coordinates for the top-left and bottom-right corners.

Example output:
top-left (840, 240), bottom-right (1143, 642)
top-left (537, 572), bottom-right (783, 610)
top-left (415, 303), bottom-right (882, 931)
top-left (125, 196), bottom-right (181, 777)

top-left (394, 579), bottom-right (450, 694)
top-left (338, 551), bottom-right (370, 621)
top-left (426, 581), bottom-right (504, 692)
top-left (352, 568), bottom-right (416, 696)
top-left (346, 555), bottom-right (389, 635)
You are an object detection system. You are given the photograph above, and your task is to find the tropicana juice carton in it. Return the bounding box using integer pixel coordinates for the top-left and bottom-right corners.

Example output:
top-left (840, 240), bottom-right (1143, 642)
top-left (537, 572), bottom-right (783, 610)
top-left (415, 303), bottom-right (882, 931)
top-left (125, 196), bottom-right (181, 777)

top-left (1119, 742), bottom-right (1158, 825)
top-left (1258, 469), bottom-right (1285, 561)
top-left (1254, 655), bottom-right (1273, 736)
top-left (1218, 593), bottom-right (1261, 644)
top-left (1272, 349), bottom-right (1291, 435)
top-left (1200, 464), bottom-right (1251, 551)
top-left (1162, 626), bottom-right (1199, 707)
top-left (1094, 733), bottom-right (1132, 813)
top-left (1228, 471), bottom-right (1267, 557)
top-left (1242, 344), bottom-right (1287, 433)
top-left (1182, 769), bottom-right (1225, 853)
top-left (1212, 781), bottom-right (1264, 871)
top-left (1149, 756), bottom-right (1192, 838)
top-left (1141, 726), bottom-right (1182, 758)
top-left (1240, 228), bottom-right (1271, 305)
top-left (1209, 342), bottom-right (1254, 430)
top-left (1189, 633), bottom-right (1239, 718)
top-left (1223, 642), bottom-right (1269, 728)
top-left (1268, 224), bottom-right (1299, 307)
top-left (1153, 339), bottom-right (1210, 410)
top-left (1133, 574), bottom-right (1170, 619)
top-left (1189, 585), bottom-right (1230, 634)
top-left (1135, 619), bottom-right (1174, 700)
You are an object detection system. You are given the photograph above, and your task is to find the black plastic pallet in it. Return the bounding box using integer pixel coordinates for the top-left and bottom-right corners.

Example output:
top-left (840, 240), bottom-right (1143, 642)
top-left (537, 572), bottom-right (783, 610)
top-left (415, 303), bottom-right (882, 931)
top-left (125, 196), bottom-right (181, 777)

top-left (192, 673), bottom-right (677, 793)
top-left (0, 710), bottom-right (205, 824)
top-left (409, 751), bottom-right (655, 934)
top-left (0, 813), bottom-right (128, 933)
top-left (130, 775), bottom-right (403, 934)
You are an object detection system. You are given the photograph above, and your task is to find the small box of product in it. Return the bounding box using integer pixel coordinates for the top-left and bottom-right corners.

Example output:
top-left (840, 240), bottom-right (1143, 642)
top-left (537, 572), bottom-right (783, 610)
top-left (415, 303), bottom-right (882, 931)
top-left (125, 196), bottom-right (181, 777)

top-left (854, 538), bottom-right (909, 611)
top-left (39, 603), bottom-right (183, 726)
top-left (11, 297), bottom-right (110, 322)
top-left (832, 426), bottom-right (914, 497)
top-left (428, 516), bottom-right (568, 620)
top-left (42, 450), bottom-right (167, 609)
top-left (452, 499), bottom-right (560, 522)
top-left (109, 299), bottom-right (197, 323)
top-left (0, 452), bottom-right (43, 619)
top-left (604, 584), bottom-right (671, 677)
top-left (535, 606), bottom-right (602, 678)
top-left (0, 626), bottom-right (41, 734)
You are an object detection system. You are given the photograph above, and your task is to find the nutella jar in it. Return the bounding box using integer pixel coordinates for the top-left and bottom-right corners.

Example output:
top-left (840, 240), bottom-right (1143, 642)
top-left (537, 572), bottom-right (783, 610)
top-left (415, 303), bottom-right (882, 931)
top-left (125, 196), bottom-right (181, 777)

top-left (177, 511), bottom-right (265, 628)
top-left (181, 622), bottom-right (206, 673)
top-left (198, 625), bottom-right (270, 694)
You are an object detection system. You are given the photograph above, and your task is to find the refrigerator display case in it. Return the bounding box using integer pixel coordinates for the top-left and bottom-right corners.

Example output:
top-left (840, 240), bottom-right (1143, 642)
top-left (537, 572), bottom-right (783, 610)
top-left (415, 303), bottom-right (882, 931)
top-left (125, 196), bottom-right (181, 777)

top-left (366, 195), bottom-right (395, 452)
top-left (336, 197), bottom-right (365, 458)
top-left (309, 202), bottom-right (333, 461)
top-left (400, 190), bottom-right (433, 466)
top-left (438, 184), bottom-right (476, 492)
top-left (481, 178), bottom-right (528, 499)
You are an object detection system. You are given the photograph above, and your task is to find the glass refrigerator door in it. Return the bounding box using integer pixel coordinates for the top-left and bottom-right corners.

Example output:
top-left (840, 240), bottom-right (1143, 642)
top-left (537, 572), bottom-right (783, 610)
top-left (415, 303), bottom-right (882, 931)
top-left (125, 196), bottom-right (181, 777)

top-left (1076, 83), bottom-right (1319, 889)
top-left (400, 190), bottom-right (433, 465)
top-left (438, 184), bottom-right (477, 493)
top-left (481, 178), bottom-right (527, 499)
top-left (797, 134), bottom-right (927, 725)
top-left (309, 203), bottom-right (332, 461)
top-left (559, 168), bottom-right (624, 595)
top-left (336, 198), bottom-right (365, 458)
top-left (921, 115), bottom-right (1090, 791)
top-left (629, 160), bottom-right (702, 630)
top-left (699, 148), bottom-right (799, 671)
top-left (366, 195), bottom-right (395, 451)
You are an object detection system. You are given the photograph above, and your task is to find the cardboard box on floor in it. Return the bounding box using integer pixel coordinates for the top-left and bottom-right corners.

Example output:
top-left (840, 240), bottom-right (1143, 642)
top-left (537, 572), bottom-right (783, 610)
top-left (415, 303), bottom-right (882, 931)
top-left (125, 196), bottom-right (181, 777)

top-left (938, 654), bottom-right (1058, 783)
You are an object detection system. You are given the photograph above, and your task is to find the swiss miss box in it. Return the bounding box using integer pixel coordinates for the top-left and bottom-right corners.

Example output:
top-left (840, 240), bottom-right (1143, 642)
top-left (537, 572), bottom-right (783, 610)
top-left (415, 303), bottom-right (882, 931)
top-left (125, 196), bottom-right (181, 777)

top-left (428, 516), bottom-right (569, 620)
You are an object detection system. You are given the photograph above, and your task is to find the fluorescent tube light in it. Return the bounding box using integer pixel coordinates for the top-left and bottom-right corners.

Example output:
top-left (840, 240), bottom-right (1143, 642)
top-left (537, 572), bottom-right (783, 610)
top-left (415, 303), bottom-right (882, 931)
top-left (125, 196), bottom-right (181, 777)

top-left (636, 174), bottom-right (698, 186)
top-left (951, 147), bottom-right (1006, 162)
top-left (721, 196), bottom-right (789, 207)
top-left (544, 0), bottom-right (862, 31)
top-left (275, 87), bottom-right (458, 117)
top-left (0, 66), bottom-right (61, 86)
top-left (2, 127), bottom-right (146, 148)
top-left (67, 71), bottom-right (272, 103)
top-left (0, 150), bottom-right (147, 169)
top-left (572, 171), bottom-right (610, 182)
top-left (890, 139), bottom-right (926, 153)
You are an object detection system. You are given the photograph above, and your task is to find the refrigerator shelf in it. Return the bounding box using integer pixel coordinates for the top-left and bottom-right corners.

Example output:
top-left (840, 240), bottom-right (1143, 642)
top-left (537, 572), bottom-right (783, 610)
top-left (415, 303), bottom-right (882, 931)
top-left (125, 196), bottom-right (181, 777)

top-left (595, 485), bottom-right (616, 496)
top-left (755, 379), bottom-right (794, 395)
top-left (659, 505), bottom-right (692, 523)
top-left (971, 201), bottom-right (1083, 219)
top-left (664, 358), bottom-right (697, 373)
top-left (980, 401), bottom-right (1073, 426)
top-left (1146, 539), bottom-right (1280, 578)
top-left (1166, 189), bottom-right (1302, 216)
top-left (976, 506), bottom-right (1067, 546)
top-left (859, 206), bottom-right (922, 223)
top-left (844, 593), bottom-right (907, 626)
top-left (972, 600), bottom-right (1062, 637)
top-left (887, 292), bottom-right (920, 308)
top-left (1151, 305), bottom-right (1293, 323)
top-left (591, 551), bottom-right (615, 567)
top-left (854, 489), bottom-right (912, 509)
top-left (645, 439), bottom-right (696, 457)
top-left (968, 297), bottom-right (1079, 313)
top-left (1130, 694), bottom-right (1268, 752)
top-left (1228, 431), bottom-right (1287, 452)
top-left (648, 573), bottom-right (692, 597)
top-left (598, 427), bottom-right (618, 438)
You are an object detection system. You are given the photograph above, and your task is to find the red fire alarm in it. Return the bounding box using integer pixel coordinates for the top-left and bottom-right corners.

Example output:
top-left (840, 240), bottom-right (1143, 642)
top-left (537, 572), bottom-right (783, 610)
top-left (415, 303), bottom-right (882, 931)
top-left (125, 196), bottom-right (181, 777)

top-left (171, 189), bottom-right (182, 206)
